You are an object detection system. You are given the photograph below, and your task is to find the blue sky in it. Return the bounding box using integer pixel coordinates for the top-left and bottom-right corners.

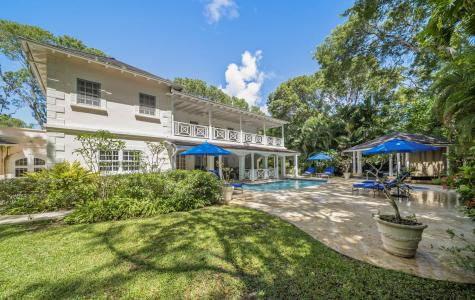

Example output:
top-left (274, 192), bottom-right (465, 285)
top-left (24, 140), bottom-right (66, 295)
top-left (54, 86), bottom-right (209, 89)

top-left (1, 0), bottom-right (353, 125)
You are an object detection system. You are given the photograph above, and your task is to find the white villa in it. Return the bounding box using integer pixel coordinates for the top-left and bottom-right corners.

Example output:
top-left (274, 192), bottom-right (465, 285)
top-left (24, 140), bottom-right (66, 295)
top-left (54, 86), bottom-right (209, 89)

top-left (0, 39), bottom-right (299, 180)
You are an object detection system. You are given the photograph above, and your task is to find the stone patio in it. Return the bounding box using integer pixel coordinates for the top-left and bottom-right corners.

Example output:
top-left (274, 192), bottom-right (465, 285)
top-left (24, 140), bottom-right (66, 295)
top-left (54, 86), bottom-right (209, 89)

top-left (231, 178), bottom-right (475, 283)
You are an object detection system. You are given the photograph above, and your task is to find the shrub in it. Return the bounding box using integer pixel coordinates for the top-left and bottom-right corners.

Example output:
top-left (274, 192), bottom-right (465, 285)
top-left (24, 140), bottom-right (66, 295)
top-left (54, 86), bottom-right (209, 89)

top-left (160, 170), bottom-right (222, 212)
top-left (0, 177), bottom-right (37, 207)
top-left (64, 197), bottom-right (158, 224)
top-left (3, 161), bottom-right (98, 214)
top-left (64, 170), bottom-right (223, 223)
top-left (108, 172), bottom-right (169, 200)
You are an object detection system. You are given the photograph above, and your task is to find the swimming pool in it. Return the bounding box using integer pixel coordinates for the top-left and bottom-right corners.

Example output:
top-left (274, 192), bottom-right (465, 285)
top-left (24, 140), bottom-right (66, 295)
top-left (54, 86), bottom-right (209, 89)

top-left (243, 179), bottom-right (326, 192)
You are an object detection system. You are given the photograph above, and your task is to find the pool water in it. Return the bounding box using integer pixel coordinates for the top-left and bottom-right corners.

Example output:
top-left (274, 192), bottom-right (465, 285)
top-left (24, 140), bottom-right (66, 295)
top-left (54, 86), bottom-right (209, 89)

top-left (243, 179), bottom-right (326, 192)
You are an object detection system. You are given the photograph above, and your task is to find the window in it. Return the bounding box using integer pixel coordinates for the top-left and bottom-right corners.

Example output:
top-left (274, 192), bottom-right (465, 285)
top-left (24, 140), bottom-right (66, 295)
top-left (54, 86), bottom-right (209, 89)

top-left (139, 93), bottom-right (156, 115)
top-left (34, 158), bottom-right (46, 172)
top-left (77, 78), bottom-right (101, 107)
top-left (177, 153), bottom-right (186, 170)
top-left (123, 150), bottom-right (141, 171)
top-left (99, 150), bottom-right (119, 172)
top-left (15, 158), bottom-right (28, 177)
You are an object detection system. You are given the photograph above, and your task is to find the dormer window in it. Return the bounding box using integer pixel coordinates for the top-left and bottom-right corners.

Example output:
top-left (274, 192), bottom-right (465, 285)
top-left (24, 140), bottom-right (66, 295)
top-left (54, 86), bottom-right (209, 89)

top-left (77, 78), bottom-right (101, 107)
top-left (139, 93), bottom-right (156, 116)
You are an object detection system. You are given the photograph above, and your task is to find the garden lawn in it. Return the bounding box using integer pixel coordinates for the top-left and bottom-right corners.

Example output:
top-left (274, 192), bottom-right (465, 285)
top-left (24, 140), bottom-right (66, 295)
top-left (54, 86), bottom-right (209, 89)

top-left (0, 206), bottom-right (473, 299)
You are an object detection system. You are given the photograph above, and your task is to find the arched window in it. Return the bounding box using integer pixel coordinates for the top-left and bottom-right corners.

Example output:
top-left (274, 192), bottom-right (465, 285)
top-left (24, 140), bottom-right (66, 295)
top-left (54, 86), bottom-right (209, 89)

top-left (15, 158), bottom-right (28, 177)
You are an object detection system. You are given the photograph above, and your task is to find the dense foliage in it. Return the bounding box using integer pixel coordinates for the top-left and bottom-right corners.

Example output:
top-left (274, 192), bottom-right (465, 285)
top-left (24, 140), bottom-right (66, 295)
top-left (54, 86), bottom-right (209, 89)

top-left (0, 163), bottom-right (222, 222)
top-left (267, 0), bottom-right (473, 172)
top-left (1, 162), bottom-right (98, 214)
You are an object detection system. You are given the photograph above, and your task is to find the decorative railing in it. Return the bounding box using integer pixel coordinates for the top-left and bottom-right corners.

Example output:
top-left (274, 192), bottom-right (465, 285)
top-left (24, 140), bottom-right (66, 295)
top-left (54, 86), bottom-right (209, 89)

top-left (174, 121), bottom-right (209, 138)
top-left (244, 168), bottom-right (277, 180)
top-left (173, 121), bottom-right (284, 146)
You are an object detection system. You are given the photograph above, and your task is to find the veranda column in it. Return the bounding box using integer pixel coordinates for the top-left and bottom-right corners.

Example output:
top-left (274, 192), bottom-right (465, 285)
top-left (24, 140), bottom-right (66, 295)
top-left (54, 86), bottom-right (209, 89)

top-left (389, 154), bottom-right (393, 177)
top-left (263, 122), bottom-right (267, 145)
top-left (293, 155), bottom-right (298, 177)
top-left (352, 152), bottom-right (356, 175)
top-left (281, 156), bottom-right (286, 177)
top-left (264, 155), bottom-right (269, 179)
top-left (396, 153), bottom-right (401, 174)
top-left (357, 151), bottom-right (363, 176)
top-left (171, 97), bottom-right (175, 136)
top-left (446, 146), bottom-right (450, 175)
top-left (250, 152), bottom-right (255, 181)
top-left (218, 155), bottom-right (223, 179)
top-left (275, 154), bottom-right (279, 179)
top-left (239, 155), bottom-right (245, 180)
top-left (405, 153), bottom-right (410, 170)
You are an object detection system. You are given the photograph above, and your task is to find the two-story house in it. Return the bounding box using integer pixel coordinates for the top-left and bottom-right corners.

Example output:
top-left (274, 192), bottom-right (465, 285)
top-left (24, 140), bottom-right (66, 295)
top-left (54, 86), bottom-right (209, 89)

top-left (0, 39), bottom-right (299, 180)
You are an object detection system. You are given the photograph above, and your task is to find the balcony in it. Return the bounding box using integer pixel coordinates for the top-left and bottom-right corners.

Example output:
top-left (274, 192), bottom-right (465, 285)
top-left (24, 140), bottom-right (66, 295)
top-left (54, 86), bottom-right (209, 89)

top-left (173, 121), bottom-right (283, 147)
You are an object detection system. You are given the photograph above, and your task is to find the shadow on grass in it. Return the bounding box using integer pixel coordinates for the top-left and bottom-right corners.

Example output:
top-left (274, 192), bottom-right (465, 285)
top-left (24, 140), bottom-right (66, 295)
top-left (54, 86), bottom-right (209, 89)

top-left (3, 207), bottom-right (475, 299)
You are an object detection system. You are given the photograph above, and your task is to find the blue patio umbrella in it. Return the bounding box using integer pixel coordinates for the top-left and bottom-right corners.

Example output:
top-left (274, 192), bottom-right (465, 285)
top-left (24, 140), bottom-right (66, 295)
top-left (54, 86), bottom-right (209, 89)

top-left (180, 141), bottom-right (232, 156)
top-left (180, 141), bottom-right (232, 172)
top-left (307, 152), bottom-right (332, 161)
top-left (363, 139), bottom-right (439, 156)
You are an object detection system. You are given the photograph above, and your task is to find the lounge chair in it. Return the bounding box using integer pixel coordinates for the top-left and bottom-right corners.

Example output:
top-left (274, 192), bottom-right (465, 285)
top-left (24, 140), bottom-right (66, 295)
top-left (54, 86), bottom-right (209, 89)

top-left (317, 166), bottom-right (335, 178)
top-left (231, 182), bottom-right (244, 193)
top-left (302, 166), bottom-right (316, 176)
top-left (352, 172), bottom-right (411, 197)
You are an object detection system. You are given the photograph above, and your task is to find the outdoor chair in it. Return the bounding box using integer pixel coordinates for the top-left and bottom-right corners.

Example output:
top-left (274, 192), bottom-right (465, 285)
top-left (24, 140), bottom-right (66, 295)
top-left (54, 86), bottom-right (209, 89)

top-left (302, 166), bottom-right (316, 176)
top-left (352, 172), bottom-right (411, 197)
top-left (317, 166), bottom-right (335, 178)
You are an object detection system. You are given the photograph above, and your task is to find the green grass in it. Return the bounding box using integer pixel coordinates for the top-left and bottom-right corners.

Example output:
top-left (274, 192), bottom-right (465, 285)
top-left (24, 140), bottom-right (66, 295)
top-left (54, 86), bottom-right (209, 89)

top-left (0, 206), bottom-right (473, 299)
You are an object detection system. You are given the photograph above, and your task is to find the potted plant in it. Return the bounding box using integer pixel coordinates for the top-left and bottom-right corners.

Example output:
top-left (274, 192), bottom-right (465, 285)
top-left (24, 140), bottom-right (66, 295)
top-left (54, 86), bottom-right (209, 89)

top-left (366, 156), bottom-right (428, 258)
top-left (221, 166), bottom-right (234, 203)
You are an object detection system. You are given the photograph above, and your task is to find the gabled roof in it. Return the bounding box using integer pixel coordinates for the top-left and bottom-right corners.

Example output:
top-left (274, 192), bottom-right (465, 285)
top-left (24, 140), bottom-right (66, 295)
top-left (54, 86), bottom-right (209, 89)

top-left (343, 132), bottom-right (450, 152)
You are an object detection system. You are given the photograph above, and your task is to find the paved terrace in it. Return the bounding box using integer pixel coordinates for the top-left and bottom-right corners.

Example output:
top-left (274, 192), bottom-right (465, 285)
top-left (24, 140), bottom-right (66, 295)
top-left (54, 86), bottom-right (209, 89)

top-left (231, 178), bottom-right (475, 283)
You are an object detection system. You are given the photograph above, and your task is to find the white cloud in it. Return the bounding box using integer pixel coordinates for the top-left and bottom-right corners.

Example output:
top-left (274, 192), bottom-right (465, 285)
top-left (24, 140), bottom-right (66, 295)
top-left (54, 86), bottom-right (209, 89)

top-left (221, 50), bottom-right (265, 108)
top-left (204, 0), bottom-right (239, 24)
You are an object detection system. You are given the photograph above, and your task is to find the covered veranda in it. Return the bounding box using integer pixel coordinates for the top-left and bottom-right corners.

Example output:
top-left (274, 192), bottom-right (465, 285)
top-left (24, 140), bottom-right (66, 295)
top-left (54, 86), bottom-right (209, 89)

top-left (343, 132), bottom-right (451, 177)
top-left (173, 141), bottom-right (299, 181)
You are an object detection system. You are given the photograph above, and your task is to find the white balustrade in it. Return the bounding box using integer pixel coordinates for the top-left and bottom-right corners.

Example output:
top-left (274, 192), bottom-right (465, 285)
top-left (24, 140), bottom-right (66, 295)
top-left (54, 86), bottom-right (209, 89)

top-left (174, 121), bottom-right (209, 138)
top-left (173, 121), bottom-right (283, 146)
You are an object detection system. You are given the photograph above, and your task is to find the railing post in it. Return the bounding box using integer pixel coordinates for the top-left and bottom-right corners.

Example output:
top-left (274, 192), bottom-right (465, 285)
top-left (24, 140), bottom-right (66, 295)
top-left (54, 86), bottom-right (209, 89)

top-left (281, 124), bottom-right (285, 147)
top-left (239, 115), bottom-right (243, 144)
top-left (208, 109), bottom-right (212, 140)
top-left (171, 97), bottom-right (175, 136)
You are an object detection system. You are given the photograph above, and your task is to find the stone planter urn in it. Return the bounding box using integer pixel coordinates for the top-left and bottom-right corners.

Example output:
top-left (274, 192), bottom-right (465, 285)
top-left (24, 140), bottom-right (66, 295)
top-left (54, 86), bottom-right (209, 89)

top-left (374, 215), bottom-right (428, 258)
top-left (343, 172), bottom-right (351, 180)
top-left (222, 185), bottom-right (234, 203)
